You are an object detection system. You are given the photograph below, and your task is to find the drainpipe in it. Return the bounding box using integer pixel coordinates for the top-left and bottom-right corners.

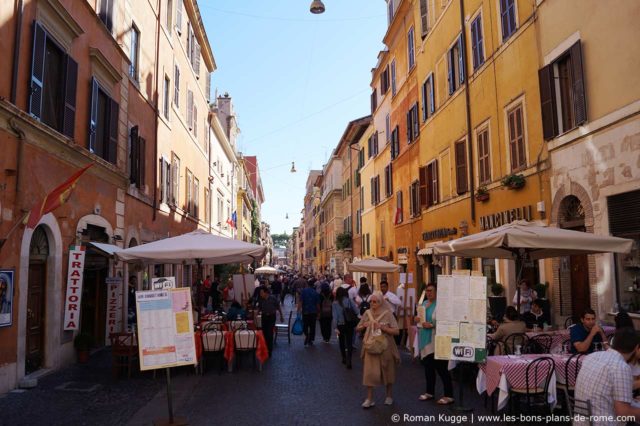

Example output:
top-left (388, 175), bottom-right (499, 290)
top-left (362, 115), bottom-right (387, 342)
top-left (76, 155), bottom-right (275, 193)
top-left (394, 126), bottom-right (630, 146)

top-left (459, 0), bottom-right (476, 224)
top-left (152, 0), bottom-right (161, 222)
top-left (10, 0), bottom-right (24, 105)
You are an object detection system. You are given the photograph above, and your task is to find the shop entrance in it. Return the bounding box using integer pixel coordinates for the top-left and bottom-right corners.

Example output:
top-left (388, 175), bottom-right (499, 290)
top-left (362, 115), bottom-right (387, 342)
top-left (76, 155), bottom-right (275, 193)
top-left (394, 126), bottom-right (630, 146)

top-left (79, 225), bottom-right (109, 347)
top-left (26, 226), bottom-right (49, 375)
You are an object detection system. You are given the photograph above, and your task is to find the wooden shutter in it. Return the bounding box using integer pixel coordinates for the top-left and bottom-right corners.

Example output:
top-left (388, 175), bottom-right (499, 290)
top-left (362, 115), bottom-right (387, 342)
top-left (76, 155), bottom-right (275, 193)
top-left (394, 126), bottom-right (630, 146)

top-left (420, 0), bottom-right (428, 37)
top-left (570, 41), bottom-right (587, 126)
top-left (195, 43), bottom-right (201, 76)
top-left (455, 140), bottom-right (468, 194)
top-left (29, 22), bottom-right (47, 119)
top-left (176, 0), bottom-right (182, 32)
top-left (62, 55), bottom-right (78, 138)
top-left (129, 126), bottom-right (139, 184)
top-left (193, 105), bottom-right (198, 136)
top-left (88, 78), bottom-right (99, 153)
top-left (458, 35), bottom-right (465, 84)
top-left (406, 110), bottom-right (412, 142)
top-left (371, 89), bottom-right (377, 113)
top-left (431, 161), bottom-right (439, 205)
top-left (370, 177), bottom-right (375, 205)
top-left (413, 103), bottom-right (420, 138)
top-left (187, 90), bottom-right (193, 129)
top-left (428, 75), bottom-right (435, 114)
top-left (108, 98), bottom-right (119, 164)
top-left (174, 66), bottom-right (180, 106)
top-left (538, 64), bottom-right (558, 140)
top-left (447, 48), bottom-right (454, 94)
top-left (138, 136), bottom-right (146, 188)
top-left (419, 166), bottom-right (428, 209)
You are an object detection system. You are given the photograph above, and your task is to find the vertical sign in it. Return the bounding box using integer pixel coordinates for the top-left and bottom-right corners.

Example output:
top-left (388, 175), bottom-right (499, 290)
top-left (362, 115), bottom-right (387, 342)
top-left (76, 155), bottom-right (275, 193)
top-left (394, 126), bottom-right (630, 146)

top-left (63, 246), bottom-right (86, 330)
top-left (105, 277), bottom-right (123, 343)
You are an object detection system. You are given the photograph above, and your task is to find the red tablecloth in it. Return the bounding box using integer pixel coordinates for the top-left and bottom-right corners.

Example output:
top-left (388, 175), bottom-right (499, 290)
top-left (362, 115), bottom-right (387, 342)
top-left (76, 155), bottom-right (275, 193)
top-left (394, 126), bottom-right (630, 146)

top-left (223, 330), bottom-right (268, 365)
top-left (480, 355), bottom-right (554, 396)
top-left (194, 331), bottom-right (203, 362)
top-left (549, 353), bottom-right (583, 387)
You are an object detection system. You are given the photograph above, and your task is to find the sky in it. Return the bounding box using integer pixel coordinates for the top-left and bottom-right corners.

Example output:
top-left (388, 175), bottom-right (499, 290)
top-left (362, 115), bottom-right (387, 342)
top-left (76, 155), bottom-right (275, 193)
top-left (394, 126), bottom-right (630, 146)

top-left (199, 1), bottom-right (387, 235)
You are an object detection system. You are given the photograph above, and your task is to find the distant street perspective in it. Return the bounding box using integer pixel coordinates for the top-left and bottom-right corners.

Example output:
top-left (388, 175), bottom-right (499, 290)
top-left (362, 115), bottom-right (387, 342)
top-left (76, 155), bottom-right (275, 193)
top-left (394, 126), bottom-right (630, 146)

top-left (0, 0), bottom-right (639, 426)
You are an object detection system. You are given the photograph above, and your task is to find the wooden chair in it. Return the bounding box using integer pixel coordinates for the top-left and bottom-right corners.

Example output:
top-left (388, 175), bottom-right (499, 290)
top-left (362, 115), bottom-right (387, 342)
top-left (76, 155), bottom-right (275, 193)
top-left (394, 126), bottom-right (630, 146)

top-left (503, 333), bottom-right (529, 355)
top-left (274, 311), bottom-right (293, 344)
top-left (527, 334), bottom-right (553, 354)
top-left (109, 332), bottom-right (138, 379)
top-left (509, 356), bottom-right (555, 415)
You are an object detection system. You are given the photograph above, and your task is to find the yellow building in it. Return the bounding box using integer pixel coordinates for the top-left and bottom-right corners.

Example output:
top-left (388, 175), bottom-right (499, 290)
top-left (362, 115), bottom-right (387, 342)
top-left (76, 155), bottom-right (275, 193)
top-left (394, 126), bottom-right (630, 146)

top-left (359, 123), bottom-right (378, 260)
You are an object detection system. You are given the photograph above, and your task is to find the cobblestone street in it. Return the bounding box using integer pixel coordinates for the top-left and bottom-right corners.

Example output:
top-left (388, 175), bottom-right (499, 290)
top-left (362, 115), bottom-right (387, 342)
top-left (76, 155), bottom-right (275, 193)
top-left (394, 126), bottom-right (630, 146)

top-left (0, 298), bottom-right (506, 426)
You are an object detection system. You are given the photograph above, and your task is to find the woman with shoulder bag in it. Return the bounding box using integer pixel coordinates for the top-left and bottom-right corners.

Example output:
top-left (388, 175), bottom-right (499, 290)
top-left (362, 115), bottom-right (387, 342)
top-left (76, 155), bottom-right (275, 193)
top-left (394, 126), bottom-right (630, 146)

top-left (355, 291), bottom-right (400, 408)
top-left (332, 287), bottom-right (358, 369)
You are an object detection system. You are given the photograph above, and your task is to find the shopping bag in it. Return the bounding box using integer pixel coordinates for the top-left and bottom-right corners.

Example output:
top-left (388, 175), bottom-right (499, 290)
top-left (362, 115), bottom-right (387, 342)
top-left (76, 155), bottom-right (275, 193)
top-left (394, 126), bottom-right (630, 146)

top-left (292, 312), bottom-right (303, 335)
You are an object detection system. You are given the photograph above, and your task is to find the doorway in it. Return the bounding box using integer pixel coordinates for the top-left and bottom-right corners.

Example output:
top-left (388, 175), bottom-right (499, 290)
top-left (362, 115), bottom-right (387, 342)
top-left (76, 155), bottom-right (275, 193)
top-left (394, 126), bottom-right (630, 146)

top-left (26, 226), bottom-right (49, 375)
top-left (569, 253), bottom-right (590, 320)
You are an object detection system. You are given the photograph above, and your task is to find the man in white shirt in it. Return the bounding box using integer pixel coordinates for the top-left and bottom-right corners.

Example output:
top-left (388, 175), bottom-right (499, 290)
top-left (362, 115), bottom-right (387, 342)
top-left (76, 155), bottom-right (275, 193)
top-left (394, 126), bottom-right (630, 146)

top-left (380, 280), bottom-right (401, 315)
top-left (574, 327), bottom-right (640, 425)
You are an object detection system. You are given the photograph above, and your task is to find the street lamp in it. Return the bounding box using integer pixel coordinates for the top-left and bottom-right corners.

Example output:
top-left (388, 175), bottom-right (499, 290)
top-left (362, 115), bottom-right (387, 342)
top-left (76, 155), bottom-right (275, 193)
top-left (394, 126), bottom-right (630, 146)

top-left (310, 0), bottom-right (325, 14)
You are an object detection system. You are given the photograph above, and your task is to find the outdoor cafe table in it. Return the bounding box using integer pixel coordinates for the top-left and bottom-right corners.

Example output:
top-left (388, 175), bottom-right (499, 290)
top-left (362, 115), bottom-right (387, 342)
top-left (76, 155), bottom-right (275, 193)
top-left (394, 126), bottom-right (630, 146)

top-left (525, 325), bottom-right (616, 353)
top-left (196, 329), bottom-right (268, 372)
top-left (477, 355), bottom-right (558, 411)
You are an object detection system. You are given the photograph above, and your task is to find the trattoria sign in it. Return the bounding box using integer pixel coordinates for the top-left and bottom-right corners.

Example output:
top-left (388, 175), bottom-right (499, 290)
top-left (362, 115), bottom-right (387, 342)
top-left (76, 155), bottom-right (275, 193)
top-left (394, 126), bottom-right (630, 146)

top-left (63, 246), bottom-right (86, 330)
top-left (479, 205), bottom-right (533, 231)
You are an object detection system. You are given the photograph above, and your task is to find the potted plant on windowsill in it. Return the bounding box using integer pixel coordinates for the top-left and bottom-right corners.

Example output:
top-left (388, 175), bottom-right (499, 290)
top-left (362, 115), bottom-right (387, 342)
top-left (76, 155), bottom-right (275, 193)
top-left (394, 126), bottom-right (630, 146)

top-left (501, 173), bottom-right (526, 190)
top-left (74, 332), bottom-right (93, 364)
top-left (475, 186), bottom-right (490, 202)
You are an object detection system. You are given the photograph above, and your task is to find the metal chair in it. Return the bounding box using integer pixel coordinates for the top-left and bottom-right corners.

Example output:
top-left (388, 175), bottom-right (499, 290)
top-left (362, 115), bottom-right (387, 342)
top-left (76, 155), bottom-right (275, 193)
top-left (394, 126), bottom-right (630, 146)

top-left (564, 316), bottom-right (574, 328)
top-left (234, 329), bottom-right (257, 370)
top-left (527, 334), bottom-right (553, 354)
top-left (509, 356), bottom-right (556, 415)
top-left (564, 388), bottom-right (592, 425)
top-left (202, 323), bottom-right (226, 373)
top-left (109, 332), bottom-right (138, 378)
top-left (503, 333), bottom-right (529, 355)
top-left (274, 311), bottom-right (293, 344)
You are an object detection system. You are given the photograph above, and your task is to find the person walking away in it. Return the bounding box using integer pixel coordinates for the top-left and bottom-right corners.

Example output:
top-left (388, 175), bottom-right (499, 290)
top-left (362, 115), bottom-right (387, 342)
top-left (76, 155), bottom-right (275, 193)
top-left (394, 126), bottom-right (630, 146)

top-left (333, 287), bottom-right (358, 369)
top-left (257, 287), bottom-right (284, 358)
top-left (356, 291), bottom-right (400, 408)
top-left (293, 274), bottom-right (307, 305)
top-left (298, 280), bottom-right (320, 346)
top-left (319, 285), bottom-right (334, 343)
top-left (356, 284), bottom-right (372, 317)
top-left (574, 328), bottom-right (640, 426)
top-left (416, 283), bottom-right (454, 405)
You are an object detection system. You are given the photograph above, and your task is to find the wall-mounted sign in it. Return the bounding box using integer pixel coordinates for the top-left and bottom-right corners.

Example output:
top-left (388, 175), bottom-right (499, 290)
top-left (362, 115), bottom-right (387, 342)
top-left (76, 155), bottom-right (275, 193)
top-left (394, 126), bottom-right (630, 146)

top-left (63, 246), bottom-right (86, 330)
top-left (422, 228), bottom-right (457, 241)
top-left (479, 205), bottom-right (533, 231)
top-left (105, 277), bottom-right (123, 344)
top-left (152, 276), bottom-right (176, 290)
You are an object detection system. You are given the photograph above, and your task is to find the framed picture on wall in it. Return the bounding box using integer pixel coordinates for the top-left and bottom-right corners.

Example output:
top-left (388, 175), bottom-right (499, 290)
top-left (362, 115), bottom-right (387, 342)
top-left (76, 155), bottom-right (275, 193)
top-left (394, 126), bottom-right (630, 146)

top-left (0, 270), bottom-right (15, 327)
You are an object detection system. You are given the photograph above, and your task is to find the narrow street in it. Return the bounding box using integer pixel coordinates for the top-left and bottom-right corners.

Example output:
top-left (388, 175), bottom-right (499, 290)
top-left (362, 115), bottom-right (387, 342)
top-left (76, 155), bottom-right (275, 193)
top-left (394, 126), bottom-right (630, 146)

top-left (0, 297), bottom-right (501, 426)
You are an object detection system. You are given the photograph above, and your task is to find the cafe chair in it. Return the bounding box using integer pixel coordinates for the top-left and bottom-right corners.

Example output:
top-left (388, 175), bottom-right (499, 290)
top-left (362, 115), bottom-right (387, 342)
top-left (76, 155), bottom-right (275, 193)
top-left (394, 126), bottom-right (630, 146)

top-left (109, 332), bottom-right (138, 379)
top-left (202, 323), bottom-right (226, 374)
top-left (234, 329), bottom-right (257, 370)
top-left (564, 388), bottom-right (592, 425)
top-left (503, 333), bottom-right (529, 355)
top-left (274, 311), bottom-right (293, 344)
top-left (229, 320), bottom-right (247, 332)
top-left (527, 334), bottom-right (553, 354)
top-left (564, 317), bottom-right (574, 328)
top-left (556, 352), bottom-right (585, 412)
top-left (509, 356), bottom-right (555, 415)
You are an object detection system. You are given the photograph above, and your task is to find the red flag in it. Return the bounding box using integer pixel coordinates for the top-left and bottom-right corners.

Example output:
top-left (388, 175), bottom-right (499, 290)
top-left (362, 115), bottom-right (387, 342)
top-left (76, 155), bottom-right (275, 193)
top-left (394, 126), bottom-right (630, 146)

top-left (24, 164), bottom-right (93, 229)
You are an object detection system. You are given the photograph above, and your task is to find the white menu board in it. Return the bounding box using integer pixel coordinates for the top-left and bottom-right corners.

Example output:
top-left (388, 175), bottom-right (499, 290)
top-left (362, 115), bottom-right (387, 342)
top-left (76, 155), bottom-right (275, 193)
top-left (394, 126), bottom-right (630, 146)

top-left (136, 287), bottom-right (196, 370)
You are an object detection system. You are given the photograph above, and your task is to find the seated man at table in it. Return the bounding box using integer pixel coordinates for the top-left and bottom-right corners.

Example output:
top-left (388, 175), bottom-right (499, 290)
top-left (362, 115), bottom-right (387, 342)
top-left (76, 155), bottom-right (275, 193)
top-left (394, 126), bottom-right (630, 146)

top-left (488, 306), bottom-right (526, 354)
top-left (521, 299), bottom-right (550, 330)
top-left (227, 301), bottom-right (246, 321)
top-left (574, 328), bottom-right (640, 425)
top-left (570, 308), bottom-right (609, 354)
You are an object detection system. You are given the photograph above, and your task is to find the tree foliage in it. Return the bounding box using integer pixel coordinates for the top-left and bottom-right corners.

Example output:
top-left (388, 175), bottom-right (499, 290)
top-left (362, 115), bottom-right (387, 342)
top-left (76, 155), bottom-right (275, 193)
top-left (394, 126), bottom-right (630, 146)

top-left (272, 232), bottom-right (290, 247)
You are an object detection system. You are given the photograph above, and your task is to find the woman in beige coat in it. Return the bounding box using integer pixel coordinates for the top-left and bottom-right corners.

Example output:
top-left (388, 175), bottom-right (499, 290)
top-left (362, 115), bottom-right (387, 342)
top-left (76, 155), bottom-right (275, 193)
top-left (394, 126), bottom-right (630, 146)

top-left (356, 291), bottom-right (400, 408)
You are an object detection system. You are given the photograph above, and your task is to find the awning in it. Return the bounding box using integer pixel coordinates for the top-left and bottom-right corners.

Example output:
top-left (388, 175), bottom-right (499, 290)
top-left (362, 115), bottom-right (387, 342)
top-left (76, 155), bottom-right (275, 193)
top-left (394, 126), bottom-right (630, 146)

top-left (417, 241), bottom-right (443, 256)
top-left (88, 242), bottom-right (123, 257)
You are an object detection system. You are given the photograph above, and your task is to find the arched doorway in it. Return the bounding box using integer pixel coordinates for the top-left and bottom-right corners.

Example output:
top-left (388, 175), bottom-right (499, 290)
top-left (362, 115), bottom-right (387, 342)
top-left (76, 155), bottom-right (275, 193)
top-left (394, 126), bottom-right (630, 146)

top-left (26, 226), bottom-right (49, 374)
top-left (559, 195), bottom-right (590, 321)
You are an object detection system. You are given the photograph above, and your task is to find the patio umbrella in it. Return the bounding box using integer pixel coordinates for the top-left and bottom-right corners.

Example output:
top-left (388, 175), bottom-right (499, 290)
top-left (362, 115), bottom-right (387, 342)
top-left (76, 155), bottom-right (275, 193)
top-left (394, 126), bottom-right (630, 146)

top-left (254, 265), bottom-right (279, 275)
top-left (347, 257), bottom-right (402, 273)
top-left (115, 229), bottom-right (266, 265)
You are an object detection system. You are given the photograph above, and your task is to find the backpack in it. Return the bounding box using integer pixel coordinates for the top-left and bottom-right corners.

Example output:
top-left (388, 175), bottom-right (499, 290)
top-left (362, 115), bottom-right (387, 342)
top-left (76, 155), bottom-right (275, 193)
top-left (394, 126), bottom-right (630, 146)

top-left (359, 295), bottom-right (371, 316)
top-left (321, 297), bottom-right (332, 316)
top-left (341, 299), bottom-right (358, 325)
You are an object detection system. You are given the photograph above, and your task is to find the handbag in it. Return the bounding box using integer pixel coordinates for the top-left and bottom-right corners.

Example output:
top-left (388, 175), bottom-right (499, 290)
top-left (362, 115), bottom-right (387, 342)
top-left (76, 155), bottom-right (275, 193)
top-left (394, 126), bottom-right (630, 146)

top-left (292, 312), bottom-right (303, 335)
top-left (363, 310), bottom-right (388, 355)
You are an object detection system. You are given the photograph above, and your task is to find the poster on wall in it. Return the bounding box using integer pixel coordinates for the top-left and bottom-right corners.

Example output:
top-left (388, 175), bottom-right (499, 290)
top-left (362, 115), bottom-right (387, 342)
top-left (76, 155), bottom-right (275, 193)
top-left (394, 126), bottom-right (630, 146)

top-left (135, 287), bottom-right (196, 371)
top-left (435, 272), bottom-right (488, 363)
top-left (0, 270), bottom-right (15, 327)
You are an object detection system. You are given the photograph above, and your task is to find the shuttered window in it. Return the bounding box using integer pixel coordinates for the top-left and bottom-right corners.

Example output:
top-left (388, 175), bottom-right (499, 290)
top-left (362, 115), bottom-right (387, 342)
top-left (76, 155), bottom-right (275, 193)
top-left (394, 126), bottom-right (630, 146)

top-left (171, 153), bottom-right (180, 206)
top-left (500, 0), bottom-right (516, 41)
top-left (381, 65), bottom-right (390, 95)
top-left (385, 163), bottom-right (393, 197)
top-left (186, 169), bottom-right (193, 213)
top-left (98, 0), bottom-right (115, 32)
top-left (419, 166), bottom-right (428, 209)
top-left (471, 14), bottom-right (485, 70)
top-left (507, 104), bottom-right (526, 171)
top-left (193, 178), bottom-right (199, 219)
top-left (406, 103), bottom-right (420, 144)
top-left (427, 161), bottom-right (439, 206)
top-left (391, 126), bottom-right (400, 160)
top-left (174, 65), bottom-right (180, 107)
top-left (410, 181), bottom-right (420, 217)
top-left (608, 189), bottom-right (640, 236)
top-left (129, 126), bottom-right (145, 188)
top-left (385, 114), bottom-right (391, 144)
top-left (407, 27), bottom-right (415, 70)
top-left (419, 0), bottom-right (429, 37)
top-left (187, 89), bottom-right (194, 129)
top-left (477, 128), bottom-right (491, 185)
top-left (391, 60), bottom-right (397, 96)
top-left (175, 0), bottom-right (183, 33)
top-left (455, 140), bottom-right (468, 194)
top-left (89, 78), bottom-right (118, 165)
top-left (371, 89), bottom-right (378, 114)
top-left (395, 190), bottom-right (403, 224)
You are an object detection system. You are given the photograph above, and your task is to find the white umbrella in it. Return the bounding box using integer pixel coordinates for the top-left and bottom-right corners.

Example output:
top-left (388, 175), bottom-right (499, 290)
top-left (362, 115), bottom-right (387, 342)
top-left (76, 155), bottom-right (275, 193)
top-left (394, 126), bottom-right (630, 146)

top-left (115, 229), bottom-right (266, 264)
top-left (347, 258), bottom-right (401, 273)
top-left (254, 265), bottom-right (278, 275)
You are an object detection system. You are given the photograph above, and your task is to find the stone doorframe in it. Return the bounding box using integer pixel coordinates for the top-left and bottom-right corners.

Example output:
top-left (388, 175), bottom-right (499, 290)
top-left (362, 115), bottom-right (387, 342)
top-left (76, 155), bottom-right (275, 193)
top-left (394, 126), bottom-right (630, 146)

top-left (550, 181), bottom-right (597, 320)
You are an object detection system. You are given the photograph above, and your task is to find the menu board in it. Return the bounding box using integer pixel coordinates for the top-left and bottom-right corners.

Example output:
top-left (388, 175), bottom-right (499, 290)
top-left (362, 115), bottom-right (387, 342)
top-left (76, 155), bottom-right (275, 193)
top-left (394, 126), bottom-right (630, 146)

top-left (135, 287), bottom-right (196, 371)
top-left (435, 272), bottom-right (487, 363)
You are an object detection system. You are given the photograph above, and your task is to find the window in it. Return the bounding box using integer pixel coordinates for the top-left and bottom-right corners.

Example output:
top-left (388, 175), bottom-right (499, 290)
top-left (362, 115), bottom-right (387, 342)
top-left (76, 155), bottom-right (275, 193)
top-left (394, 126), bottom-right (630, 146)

top-left (193, 105), bottom-right (198, 137)
top-left (89, 78), bottom-right (118, 164)
top-left (186, 169), bottom-right (193, 213)
top-left (29, 23), bottom-right (78, 138)
top-left (175, 0), bottom-right (182, 33)
top-left (367, 132), bottom-right (379, 158)
top-left (477, 128), bottom-right (491, 185)
top-left (407, 27), bottom-right (415, 70)
top-left (421, 73), bottom-right (435, 122)
top-left (159, 157), bottom-right (170, 204)
top-left (187, 89), bottom-right (193, 129)
top-left (387, 0), bottom-right (395, 25)
top-left (420, 161), bottom-right (439, 207)
top-left (419, 0), bottom-right (429, 37)
top-left (370, 175), bottom-right (380, 205)
top-left (391, 60), bottom-right (397, 96)
top-left (390, 125), bottom-right (400, 160)
top-left (385, 114), bottom-right (391, 144)
top-left (470, 14), bottom-right (485, 70)
top-left (129, 126), bottom-right (145, 188)
top-left (171, 153), bottom-right (180, 206)
top-left (129, 24), bottom-right (140, 80)
top-left (174, 65), bottom-right (180, 107)
top-left (356, 209), bottom-right (362, 234)
top-left (507, 103), bottom-right (526, 171)
top-left (538, 41), bottom-right (587, 139)
top-left (380, 221), bottom-right (386, 250)
top-left (204, 188), bottom-right (210, 225)
top-left (163, 76), bottom-right (170, 119)
top-left (406, 103), bottom-right (420, 143)
top-left (98, 0), bottom-right (115, 32)
top-left (193, 178), bottom-right (199, 219)
top-left (409, 181), bottom-right (420, 217)
top-left (381, 65), bottom-right (390, 95)
top-left (447, 35), bottom-right (465, 95)
top-left (500, 0), bottom-right (517, 41)
top-left (166, 0), bottom-right (173, 29)
top-left (370, 89), bottom-right (377, 114)
top-left (384, 163), bottom-right (393, 197)
top-left (395, 191), bottom-right (403, 224)
top-left (454, 140), bottom-right (468, 194)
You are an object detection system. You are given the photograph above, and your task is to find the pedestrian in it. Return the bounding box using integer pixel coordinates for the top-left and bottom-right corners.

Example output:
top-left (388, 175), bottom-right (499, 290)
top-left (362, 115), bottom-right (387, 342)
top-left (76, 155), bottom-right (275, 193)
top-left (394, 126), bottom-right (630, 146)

top-left (356, 283), bottom-right (372, 317)
top-left (380, 280), bottom-right (402, 315)
top-left (356, 291), bottom-right (400, 408)
top-left (257, 287), bottom-right (284, 358)
top-left (513, 279), bottom-right (537, 314)
top-left (416, 283), bottom-right (454, 405)
top-left (319, 285), bottom-right (333, 343)
top-left (333, 287), bottom-right (358, 369)
top-left (298, 279), bottom-right (320, 346)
